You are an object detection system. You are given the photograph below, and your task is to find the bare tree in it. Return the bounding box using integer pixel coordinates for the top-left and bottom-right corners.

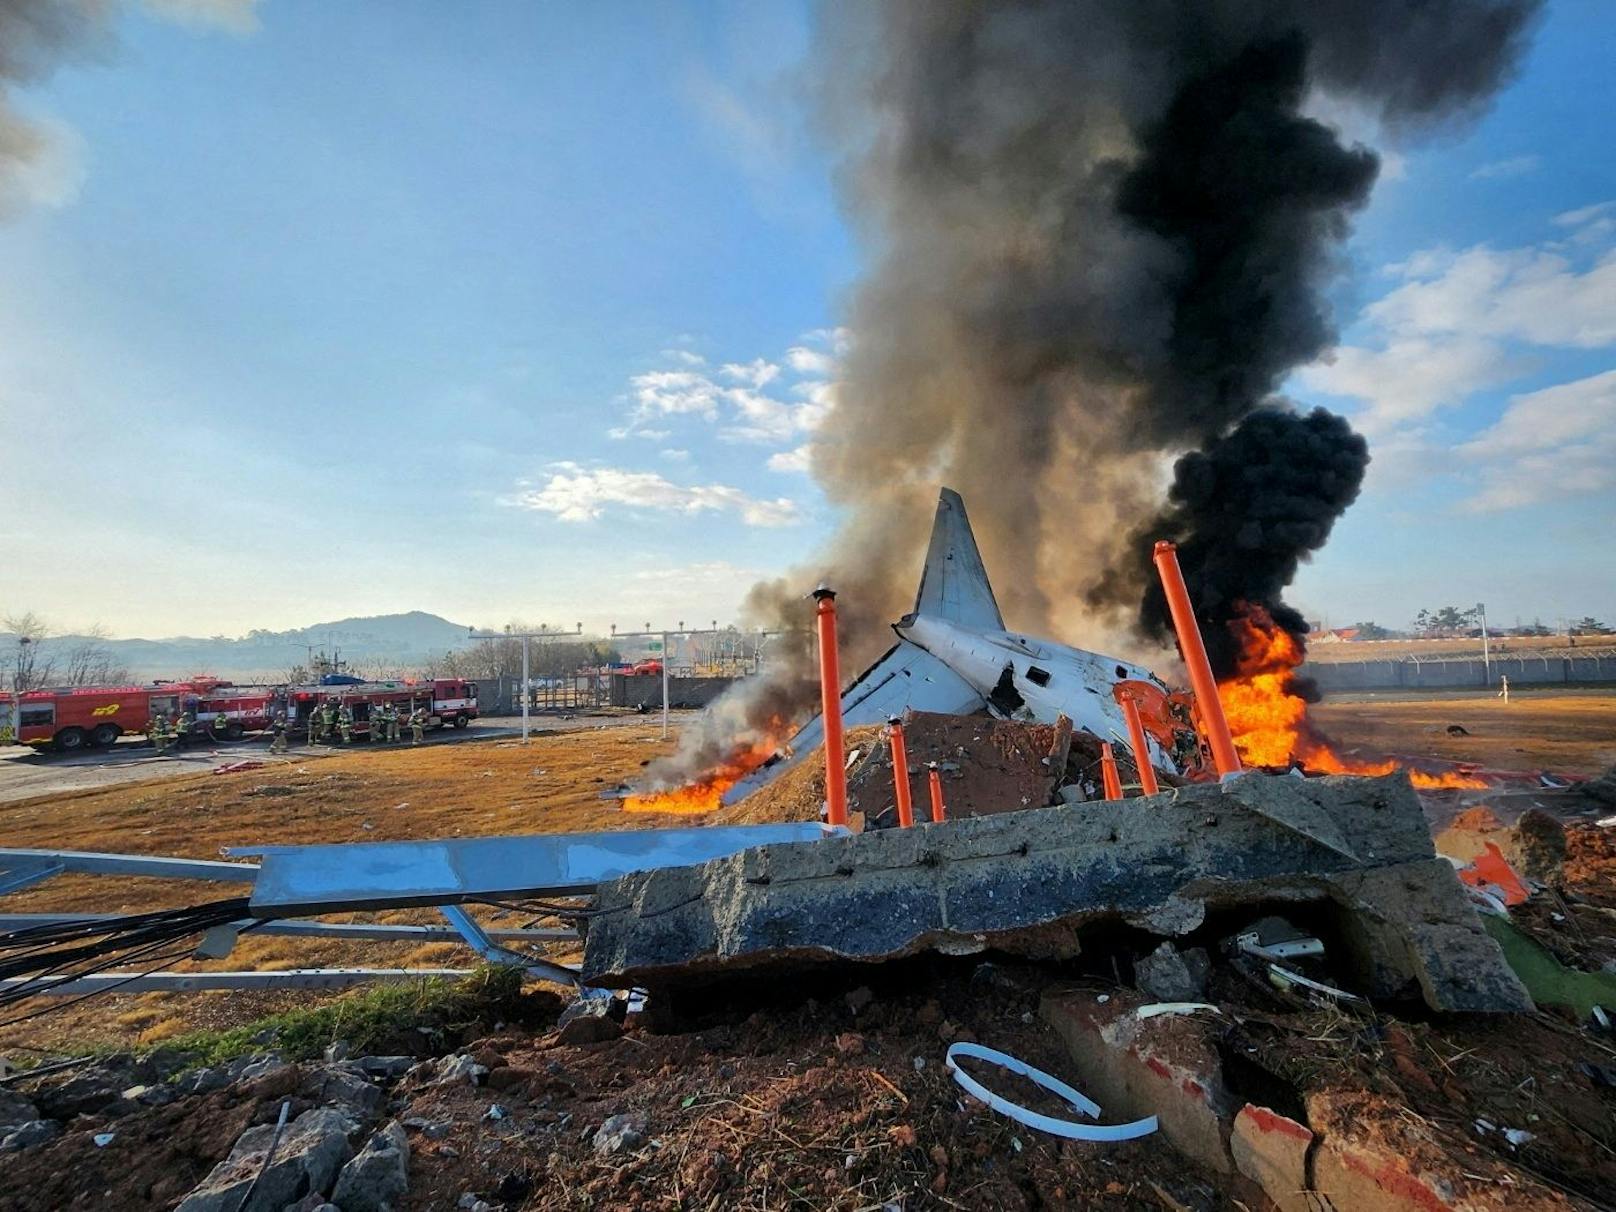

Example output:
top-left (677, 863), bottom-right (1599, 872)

top-left (60, 625), bottom-right (130, 687)
top-left (3, 613), bottom-right (55, 692)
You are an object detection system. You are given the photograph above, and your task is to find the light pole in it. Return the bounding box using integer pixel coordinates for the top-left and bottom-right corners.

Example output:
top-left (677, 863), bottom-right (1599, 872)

top-left (1476, 602), bottom-right (1491, 685)
top-left (469, 625), bottom-right (570, 744)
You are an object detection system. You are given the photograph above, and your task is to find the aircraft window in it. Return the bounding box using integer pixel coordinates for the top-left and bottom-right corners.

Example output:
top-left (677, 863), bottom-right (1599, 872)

top-left (1026, 666), bottom-right (1051, 687)
top-left (1115, 665), bottom-right (1129, 679)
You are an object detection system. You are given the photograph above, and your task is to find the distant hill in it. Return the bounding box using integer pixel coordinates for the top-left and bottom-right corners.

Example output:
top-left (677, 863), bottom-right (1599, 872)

top-left (1, 612), bottom-right (477, 682)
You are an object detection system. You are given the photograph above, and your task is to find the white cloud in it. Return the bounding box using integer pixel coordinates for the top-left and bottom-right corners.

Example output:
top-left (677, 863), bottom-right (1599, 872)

top-left (1468, 155), bottom-right (1540, 181)
top-left (1457, 370), bottom-right (1616, 512)
top-left (1298, 336), bottom-right (1515, 433)
top-left (629, 369), bottom-right (724, 420)
top-left (659, 448), bottom-right (690, 461)
top-left (800, 326), bottom-right (852, 354)
top-left (719, 357), bottom-right (780, 387)
top-left (785, 345), bottom-right (836, 376)
top-left (660, 348), bottom-right (707, 367)
top-left (1553, 201), bottom-right (1615, 229)
top-left (766, 444), bottom-right (814, 473)
top-left (510, 463), bottom-right (800, 527)
top-left (1369, 244), bottom-right (1616, 348)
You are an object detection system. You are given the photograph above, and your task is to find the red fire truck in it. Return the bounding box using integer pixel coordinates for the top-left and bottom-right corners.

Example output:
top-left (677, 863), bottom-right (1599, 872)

top-left (2, 677), bottom-right (477, 752)
top-left (280, 678), bottom-right (478, 739)
top-left (0, 679), bottom-right (275, 751)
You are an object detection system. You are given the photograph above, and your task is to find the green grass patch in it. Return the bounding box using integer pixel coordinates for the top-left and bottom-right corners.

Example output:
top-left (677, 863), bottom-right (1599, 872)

top-left (1484, 915), bottom-right (1616, 1020)
top-left (153, 965), bottom-right (527, 1069)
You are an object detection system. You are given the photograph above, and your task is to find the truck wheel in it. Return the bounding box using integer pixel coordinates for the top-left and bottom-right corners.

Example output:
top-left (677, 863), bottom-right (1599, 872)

top-left (225, 723), bottom-right (244, 741)
top-left (90, 723), bottom-right (123, 747)
top-left (55, 727), bottom-right (88, 753)
top-left (453, 715), bottom-right (469, 729)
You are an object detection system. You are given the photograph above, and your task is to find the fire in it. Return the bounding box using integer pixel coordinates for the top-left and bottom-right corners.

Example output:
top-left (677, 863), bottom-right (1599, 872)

top-left (622, 733), bottom-right (783, 815)
top-left (1217, 605), bottom-right (1488, 790)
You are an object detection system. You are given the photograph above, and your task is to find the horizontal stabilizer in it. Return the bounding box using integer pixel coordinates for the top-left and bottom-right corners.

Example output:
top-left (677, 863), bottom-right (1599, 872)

top-left (914, 488), bottom-right (1004, 630)
top-left (720, 640), bottom-right (986, 805)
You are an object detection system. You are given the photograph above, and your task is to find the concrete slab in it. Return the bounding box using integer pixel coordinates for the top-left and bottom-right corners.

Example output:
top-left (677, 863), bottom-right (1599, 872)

top-left (581, 773), bottom-right (1531, 1013)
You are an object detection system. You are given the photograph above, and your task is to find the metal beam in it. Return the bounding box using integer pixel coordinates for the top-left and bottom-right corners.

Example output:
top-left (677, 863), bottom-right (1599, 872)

top-left (0, 914), bottom-right (579, 944)
top-left (439, 904), bottom-right (578, 986)
top-left (1, 968), bottom-right (472, 996)
top-left (0, 849), bottom-right (258, 884)
top-left (0, 864), bottom-right (63, 896)
top-left (237, 822), bottom-right (841, 914)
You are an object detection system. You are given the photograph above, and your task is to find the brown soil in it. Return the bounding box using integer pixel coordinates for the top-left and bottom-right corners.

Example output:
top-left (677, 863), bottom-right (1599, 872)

top-left (1312, 694), bottom-right (1616, 776)
top-left (370, 968), bottom-right (1248, 1212)
top-left (4, 707), bottom-right (1616, 1207)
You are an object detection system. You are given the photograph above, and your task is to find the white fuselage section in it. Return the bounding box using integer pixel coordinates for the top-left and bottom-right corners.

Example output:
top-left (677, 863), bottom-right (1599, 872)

top-left (895, 615), bottom-right (1173, 770)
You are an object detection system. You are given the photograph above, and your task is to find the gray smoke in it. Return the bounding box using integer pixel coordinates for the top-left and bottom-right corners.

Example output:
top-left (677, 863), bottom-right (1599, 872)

top-left (657, 0), bottom-right (1545, 788)
top-left (0, 0), bottom-right (256, 215)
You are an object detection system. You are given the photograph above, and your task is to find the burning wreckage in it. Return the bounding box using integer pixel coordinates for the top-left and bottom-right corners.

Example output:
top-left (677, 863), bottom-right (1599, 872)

top-left (5, 488), bottom-right (1614, 1207)
top-left (1, 489), bottom-right (1549, 1020)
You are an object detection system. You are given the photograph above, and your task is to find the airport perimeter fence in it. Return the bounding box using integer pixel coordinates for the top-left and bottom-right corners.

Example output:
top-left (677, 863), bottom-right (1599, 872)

top-left (1305, 647), bottom-right (1616, 692)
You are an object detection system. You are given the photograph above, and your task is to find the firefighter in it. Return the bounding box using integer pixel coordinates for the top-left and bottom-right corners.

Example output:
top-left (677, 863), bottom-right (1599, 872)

top-left (150, 712), bottom-right (172, 756)
top-left (268, 711), bottom-right (289, 754)
top-left (409, 706), bottom-right (427, 745)
top-left (377, 702), bottom-right (397, 744)
top-left (337, 702), bottom-right (354, 744)
top-left (212, 710), bottom-right (232, 742)
top-left (174, 709), bottom-right (195, 748)
top-left (319, 698), bottom-right (338, 744)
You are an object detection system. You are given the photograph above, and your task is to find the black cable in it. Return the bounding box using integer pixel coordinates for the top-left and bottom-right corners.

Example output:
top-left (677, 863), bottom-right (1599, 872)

top-left (0, 908), bottom-right (267, 1017)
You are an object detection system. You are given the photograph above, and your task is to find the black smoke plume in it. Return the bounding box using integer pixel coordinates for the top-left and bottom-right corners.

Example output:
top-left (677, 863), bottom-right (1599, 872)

top-left (1134, 408), bottom-right (1371, 677)
top-left (651, 0), bottom-right (1543, 783)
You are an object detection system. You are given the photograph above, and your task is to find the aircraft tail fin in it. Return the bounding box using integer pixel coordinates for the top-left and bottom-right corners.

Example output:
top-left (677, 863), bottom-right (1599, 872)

top-left (912, 488), bottom-right (1004, 630)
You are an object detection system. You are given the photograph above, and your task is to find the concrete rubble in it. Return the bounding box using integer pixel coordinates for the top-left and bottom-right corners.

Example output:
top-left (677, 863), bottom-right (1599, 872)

top-left (1039, 987), bottom-right (1592, 1211)
top-left (176, 1106), bottom-right (356, 1212)
top-left (582, 772), bottom-right (1531, 1013)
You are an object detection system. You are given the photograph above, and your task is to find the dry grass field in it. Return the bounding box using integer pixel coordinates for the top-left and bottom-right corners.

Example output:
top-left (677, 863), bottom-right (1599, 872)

top-left (2, 693), bottom-right (1611, 1055)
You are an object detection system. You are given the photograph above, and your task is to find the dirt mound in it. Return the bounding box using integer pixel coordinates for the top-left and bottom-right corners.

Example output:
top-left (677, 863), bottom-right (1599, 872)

top-left (711, 713), bottom-right (1142, 829)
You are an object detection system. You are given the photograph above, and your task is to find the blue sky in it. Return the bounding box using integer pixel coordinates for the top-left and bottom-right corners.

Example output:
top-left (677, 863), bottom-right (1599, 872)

top-left (0, 0), bottom-right (1611, 640)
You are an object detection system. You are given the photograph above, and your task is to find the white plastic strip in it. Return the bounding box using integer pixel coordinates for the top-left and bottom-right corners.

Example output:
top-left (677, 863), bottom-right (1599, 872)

top-left (944, 1042), bottom-right (1158, 1142)
top-left (1136, 1002), bottom-right (1220, 1020)
top-left (1267, 963), bottom-right (1368, 1005)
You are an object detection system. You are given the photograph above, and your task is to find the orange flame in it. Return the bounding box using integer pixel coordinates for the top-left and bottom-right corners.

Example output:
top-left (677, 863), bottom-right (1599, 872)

top-left (1218, 605), bottom-right (1487, 790)
top-left (622, 732), bottom-right (784, 815)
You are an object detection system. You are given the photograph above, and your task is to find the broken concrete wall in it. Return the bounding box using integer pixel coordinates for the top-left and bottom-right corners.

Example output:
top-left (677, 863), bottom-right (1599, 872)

top-left (582, 773), bottom-right (1530, 1013)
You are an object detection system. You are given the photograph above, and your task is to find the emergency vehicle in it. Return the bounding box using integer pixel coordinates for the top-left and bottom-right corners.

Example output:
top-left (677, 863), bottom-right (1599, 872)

top-left (280, 678), bottom-right (478, 739)
top-left (0, 679), bottom-right (275, 751)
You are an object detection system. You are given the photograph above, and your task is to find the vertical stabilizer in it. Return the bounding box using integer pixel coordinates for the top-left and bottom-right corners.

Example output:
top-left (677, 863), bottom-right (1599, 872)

top-left (912, 488), bottom-right (1004, 630)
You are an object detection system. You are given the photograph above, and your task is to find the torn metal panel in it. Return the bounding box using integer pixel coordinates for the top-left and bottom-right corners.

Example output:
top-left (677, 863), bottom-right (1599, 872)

top-left (241, 822), bottom-right (840, 915)
top-left (0, 849), bottom-right (257, 882)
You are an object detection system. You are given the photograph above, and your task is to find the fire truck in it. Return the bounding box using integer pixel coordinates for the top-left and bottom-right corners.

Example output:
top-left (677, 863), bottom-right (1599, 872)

top-left (0, 678), bottom-right (275, 752)
top-left (279, 678), bottom-right (479, 739)
top-left (0, 677), bottom-right (475, 752)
